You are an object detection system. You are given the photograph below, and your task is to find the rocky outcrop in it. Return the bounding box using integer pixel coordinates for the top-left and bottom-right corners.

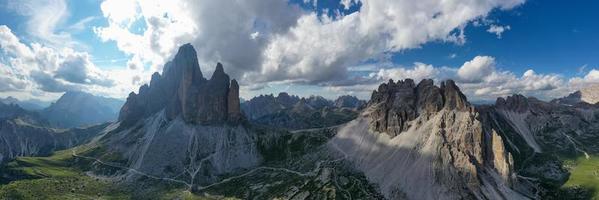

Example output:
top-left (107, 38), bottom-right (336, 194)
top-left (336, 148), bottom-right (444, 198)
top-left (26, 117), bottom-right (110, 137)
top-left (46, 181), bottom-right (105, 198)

top-left (580, 85), bottom-right (599, 104)
top-left (334, 95), bottom-right (366, 109)
top-left (368, 79), bottom-right (470, 137)
top-left (227, 79), bottom-right (241, 121)
top-left (276, 92), bottom-right (300, 108)
top-left (551, 85), bottom-right (599, 106)
top-left (119, 44), bottom-right (242, 125)
top-left (495, 94), bottom-right (531, 113)
top-left (330, 79), bottom-right (523, 199)
top-left (490, 130), bottom-right (515, 185)
top-left (479, 93), bottom-right (599, 196)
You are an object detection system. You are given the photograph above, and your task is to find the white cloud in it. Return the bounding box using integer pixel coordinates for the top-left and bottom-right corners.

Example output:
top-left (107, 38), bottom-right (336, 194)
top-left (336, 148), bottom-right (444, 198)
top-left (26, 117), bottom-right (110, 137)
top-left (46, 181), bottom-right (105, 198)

top-left (100, 0), bottom-right (140, 27)
top-left (246, 0), bottom-right (525, 85)
top-left (569, 68), bottom-right (599, 89)
top-left (0, 26), bottom-right (33, 58)
top-left (487, 24), bottom-right (511, 39)
top-left (0, 25), bottom-right (140, 101)
top-left (95, 0), bottom-right (525, 88)
top-left (4, 0), bottom-right (80, 48)
top-left (340, 0), bottom-right (357, 10)
top-left (372, 62), bottom-right (440, 83)
top-left (95, 0), bottom-right (300, 79)
top-left (584, 69), bottom-right (599, 82)
top-left (332, 56), bottom-right (584, 101)
top-left (457, 55), bottom-right (496, 82)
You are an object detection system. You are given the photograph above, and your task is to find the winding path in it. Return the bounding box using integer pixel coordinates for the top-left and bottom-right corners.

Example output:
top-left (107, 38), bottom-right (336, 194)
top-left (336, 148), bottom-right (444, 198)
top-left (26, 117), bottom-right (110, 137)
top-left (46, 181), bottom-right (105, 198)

top-left (71, 147), bottom-right (347, 192)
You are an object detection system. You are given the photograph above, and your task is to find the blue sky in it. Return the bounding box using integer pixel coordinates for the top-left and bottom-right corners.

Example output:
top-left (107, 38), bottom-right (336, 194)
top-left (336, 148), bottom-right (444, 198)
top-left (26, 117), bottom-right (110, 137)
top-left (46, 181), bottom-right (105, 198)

top-left (0, 0), bottom-right (598, 102)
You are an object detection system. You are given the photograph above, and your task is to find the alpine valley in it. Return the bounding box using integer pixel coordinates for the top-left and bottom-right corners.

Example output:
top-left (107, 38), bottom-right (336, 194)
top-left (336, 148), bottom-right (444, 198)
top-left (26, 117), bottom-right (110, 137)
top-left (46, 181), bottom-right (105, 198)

top-left (1, 44), bottom-right (598, 200)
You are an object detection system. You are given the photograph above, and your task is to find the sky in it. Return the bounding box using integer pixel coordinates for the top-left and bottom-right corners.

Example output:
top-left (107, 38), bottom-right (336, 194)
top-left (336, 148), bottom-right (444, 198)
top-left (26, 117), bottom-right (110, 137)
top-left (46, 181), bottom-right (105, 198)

top-left (0, 0), bottom-right (598, 103)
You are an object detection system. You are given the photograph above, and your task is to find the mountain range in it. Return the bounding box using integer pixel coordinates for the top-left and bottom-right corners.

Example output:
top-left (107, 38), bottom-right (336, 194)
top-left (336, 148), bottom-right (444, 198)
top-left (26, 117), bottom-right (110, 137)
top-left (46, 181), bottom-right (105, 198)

top-left (0, 97), bottom-right (50, 111)
top-left (0, 44), bottom-right (598, 199)
top-left (241, 93), bottom-right (365, 130)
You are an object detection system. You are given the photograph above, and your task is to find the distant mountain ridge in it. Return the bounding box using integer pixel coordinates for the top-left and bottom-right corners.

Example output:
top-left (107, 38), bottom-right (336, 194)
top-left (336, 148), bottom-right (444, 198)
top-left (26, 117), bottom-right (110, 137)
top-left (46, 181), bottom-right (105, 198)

top-left (241, 92), bottom-right (365, 129)
top-left (0, 100), bottom-right (108, 164)
top-left (41, 91), bottom-right (123, 128)
top-left (551, 85), bottom-right (599, 106)
top-left (0, 96), bottom-right (50, 111)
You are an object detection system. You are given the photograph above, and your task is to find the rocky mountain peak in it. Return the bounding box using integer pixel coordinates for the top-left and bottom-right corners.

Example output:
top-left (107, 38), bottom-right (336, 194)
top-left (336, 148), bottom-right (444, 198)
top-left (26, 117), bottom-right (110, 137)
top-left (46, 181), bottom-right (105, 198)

top-left (495, 94), bottom-right (530, 112)
top-left (334, 95), bottom-right (365, 109)
top-left (581, 84), bottom-right (599, 104)
top-left (551, 85), bottom-right (599, 106)
top-left (275, 92), bottom-right (300, 107)
top-left (119, 44), bottom-right (242, 125)
top-left (440, 79), bottom-right (470, 111)
top-left (368, 79), bottom-right (471, 137)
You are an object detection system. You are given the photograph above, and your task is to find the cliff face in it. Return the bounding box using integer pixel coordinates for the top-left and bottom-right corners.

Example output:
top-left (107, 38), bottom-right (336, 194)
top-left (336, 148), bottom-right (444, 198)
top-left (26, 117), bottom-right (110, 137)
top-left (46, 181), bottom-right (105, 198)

top-left (94, 44), bottom-right (258, 189)
top-left (330, 79), bottom-right (523, 199)
top-left (368, 79), bottom-right (469, 137)
top-left (478, 93), bottom-right (599, 195)
top-left (119, 44), bottom-right (241, 125)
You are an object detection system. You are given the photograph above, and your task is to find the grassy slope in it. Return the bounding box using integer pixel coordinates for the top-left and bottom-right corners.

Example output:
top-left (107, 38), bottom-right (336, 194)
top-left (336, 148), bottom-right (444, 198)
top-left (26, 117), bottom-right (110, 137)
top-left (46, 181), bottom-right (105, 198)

top-left (0, 146), bottom-right (231, 200)
top-left (561, 155), bottom-right (599, 199)
top-left (0, 147), bottom-right (131, 199)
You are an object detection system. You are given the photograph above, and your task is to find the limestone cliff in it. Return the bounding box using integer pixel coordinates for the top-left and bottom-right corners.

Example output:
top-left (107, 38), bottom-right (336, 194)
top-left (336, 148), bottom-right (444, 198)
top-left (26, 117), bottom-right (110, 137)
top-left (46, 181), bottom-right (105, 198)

top-left (93, 44), bottom-right (258, 190)
top-left (119, 44), bottom-right (242, 125)
top-left (330, 79), bottom-right (524, 199)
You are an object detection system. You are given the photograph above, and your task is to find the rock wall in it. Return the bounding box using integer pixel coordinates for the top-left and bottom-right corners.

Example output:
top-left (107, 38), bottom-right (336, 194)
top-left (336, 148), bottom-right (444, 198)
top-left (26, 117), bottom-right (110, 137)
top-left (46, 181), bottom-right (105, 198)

top-left (330, 79), bottom-right (524, 199)
top-left (368, 79), bottom-right (469, 137)
top-left (119, 44), bottom-right (242, 125)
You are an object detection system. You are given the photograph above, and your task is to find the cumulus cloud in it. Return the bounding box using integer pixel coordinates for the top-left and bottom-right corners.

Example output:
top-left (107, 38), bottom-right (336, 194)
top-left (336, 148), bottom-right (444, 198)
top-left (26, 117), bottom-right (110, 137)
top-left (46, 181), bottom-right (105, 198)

top-left (249, 0), bottom-right (525, 84)
top-left (0, 25), bottom-right (131, 100)
top-left (95, 0), bottom-right (301, 80)
top-left (373, 63), bottom-right (440, 82)
top-left (326, 56), bottom-right (589, 101)
top-left (487, 24), bottom-right (511, 39)
top-left (584, 69), bottom-right (599, 82)
top-left (457, 56), bottom-right (496, 82)
top-left (569, 69), bottom-right (599, 89)
top-left (94, 0), bottom-right (525, 88)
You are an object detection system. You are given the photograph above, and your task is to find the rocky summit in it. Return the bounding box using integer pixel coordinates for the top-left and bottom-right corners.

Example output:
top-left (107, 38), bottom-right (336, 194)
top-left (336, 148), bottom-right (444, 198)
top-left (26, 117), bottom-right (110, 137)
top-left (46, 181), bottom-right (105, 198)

top-left (368, 79), bottom-right (469, 137)
top-left (119, 44), bottom-right (242, 125)
top-left (330, 78), bottom-right (522, 199)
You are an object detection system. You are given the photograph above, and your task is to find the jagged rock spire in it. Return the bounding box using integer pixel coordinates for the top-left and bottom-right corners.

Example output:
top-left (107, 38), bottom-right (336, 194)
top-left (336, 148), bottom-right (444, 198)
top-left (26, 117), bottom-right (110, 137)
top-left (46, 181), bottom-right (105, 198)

top-left (118, 44), bottom-right (242, 125)
top-left (368, 79), bottom-right (470, 137)
top-left (228, 79), bottom-right (241, 122)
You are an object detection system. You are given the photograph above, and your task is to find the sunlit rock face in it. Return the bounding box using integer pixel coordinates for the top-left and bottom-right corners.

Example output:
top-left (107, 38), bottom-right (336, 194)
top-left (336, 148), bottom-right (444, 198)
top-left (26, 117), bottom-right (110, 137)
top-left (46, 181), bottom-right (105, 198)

top-left (330, 79), bottom-right (524, 200)
top-left (551, 84), bottom-right (599, 106)
top-left (477, 93), bottom-right (599, 194)
top-left (368, 79), bottom-right (469, 137)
